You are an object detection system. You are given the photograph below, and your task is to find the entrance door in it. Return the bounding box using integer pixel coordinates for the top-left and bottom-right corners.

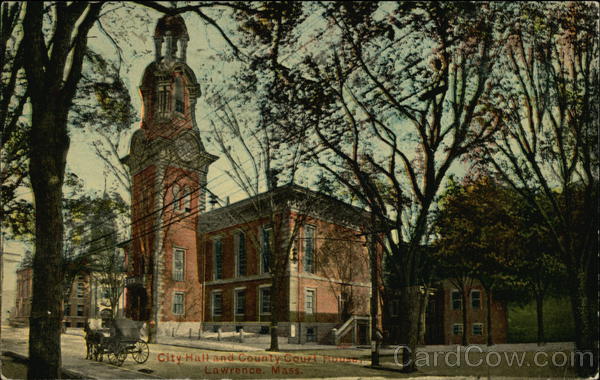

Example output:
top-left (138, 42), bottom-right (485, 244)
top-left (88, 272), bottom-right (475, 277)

top-left (358, 323), bottom-right (368, 345)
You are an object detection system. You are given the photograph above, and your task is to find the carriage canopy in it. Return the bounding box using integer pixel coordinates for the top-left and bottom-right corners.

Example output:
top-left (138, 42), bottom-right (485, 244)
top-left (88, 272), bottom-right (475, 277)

top-left (112, 318), bottom-right (142, 341)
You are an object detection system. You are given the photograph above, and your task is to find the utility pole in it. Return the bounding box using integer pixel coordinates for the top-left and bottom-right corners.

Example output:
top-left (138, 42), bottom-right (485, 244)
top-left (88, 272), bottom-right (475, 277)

top-left (0, 231), bottom-right (4, 375)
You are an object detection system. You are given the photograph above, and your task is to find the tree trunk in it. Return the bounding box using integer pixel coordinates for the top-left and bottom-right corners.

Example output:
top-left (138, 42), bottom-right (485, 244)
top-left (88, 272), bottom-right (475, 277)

top-left (269, 279), bottom-right (279, 351)
top-left (486, 289), bottom-right (493, 346)
top-left (535, 293), bottom-right (544, 346)
top-left (461, 288), bottom-right (468, 346)
top-left (369, 234), bottom-right (380, 366)
top-left (398, 285), bottom-right (420, 372)
top-left (569, 271), bottom-right (598, 376)
top-left (28, 112), bottom-right (69, 379)
top-left (417, 291), bottom-right (428, 346)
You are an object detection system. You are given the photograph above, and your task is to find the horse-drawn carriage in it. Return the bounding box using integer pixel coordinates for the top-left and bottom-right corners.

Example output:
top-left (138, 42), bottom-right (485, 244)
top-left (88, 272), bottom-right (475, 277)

top-left (85, 318), bottom-right (149, 366)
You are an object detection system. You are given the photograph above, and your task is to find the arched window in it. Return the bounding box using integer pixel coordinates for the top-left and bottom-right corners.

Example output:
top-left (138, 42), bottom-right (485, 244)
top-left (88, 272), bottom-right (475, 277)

top-left (183, 186), bottom-right (191, 212)
top-left (172, 184), bottom-right (181, 211)
top-left (174, 76), bottom-right (184, 113)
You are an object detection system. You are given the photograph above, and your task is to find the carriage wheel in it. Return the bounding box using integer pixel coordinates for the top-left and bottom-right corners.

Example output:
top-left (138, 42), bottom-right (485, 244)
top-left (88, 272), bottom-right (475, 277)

top-left (108, 343), bottom-right (127, 366)
top-left (131, 340), bottom-right (149, 364)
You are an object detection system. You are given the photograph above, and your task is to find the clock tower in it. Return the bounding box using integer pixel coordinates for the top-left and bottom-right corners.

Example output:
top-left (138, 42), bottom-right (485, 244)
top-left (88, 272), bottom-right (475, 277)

top-left (124, 15), bottom-right (217, 337)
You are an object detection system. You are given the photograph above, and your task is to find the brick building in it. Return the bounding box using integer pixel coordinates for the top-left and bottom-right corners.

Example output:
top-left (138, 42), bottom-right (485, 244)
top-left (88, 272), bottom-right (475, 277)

top-left (121, 14), bottom-right (508, 346)
top-left (437, 280), bottom-right (507, 345)
top-left (13, 267), bottom-right (93, 329)
top-left (198, 185), bottom-right (373, 344)
top-left (121, 15), bottom-right (375, 344)
top-left (384, 279), bottom-right (508, 345)
top-left (121, 14), bottom-right (216, 337)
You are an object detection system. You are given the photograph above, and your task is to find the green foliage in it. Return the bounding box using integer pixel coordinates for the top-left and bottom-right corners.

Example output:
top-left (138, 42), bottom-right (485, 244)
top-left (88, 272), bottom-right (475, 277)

top-left (508, 296), bottom-right (575, 343)
top-left (434, 177), bottom-right (514, 283)
top-left (71, 48), bottom-right (137, 134)
top-left (0, 2), bottom-right (31, 239)
top-left (434, 175), bottom-right (566, 304)
top-left (61, 181), bottom-right (128, 298)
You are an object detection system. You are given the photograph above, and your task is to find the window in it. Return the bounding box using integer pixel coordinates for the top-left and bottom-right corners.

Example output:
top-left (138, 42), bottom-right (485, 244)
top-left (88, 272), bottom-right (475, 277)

top-left (76, 282), bottom-right (85, 298)
top-left (235, 232), bottom-right (246, 277)
top-left (472, 323), bottom-right (483, 336)
top-left (173, 248), bottom-right (185, 281)
top-left (471, 290), bottom-right (481, 309)
top-left (338, 295), bottom-right (346, 315)
top-left (391, 299), bottom-right (400, 317)
top-left (172, 184), bottom-right (181, 211)
top-left (156, 85), bottom-right (171, 114)
top-left (174, 76), bottom-right (184, 113)
top-left (303, 225), bottom-right (315, 273)
top-left (452, 324), bottom-right (463, 335)
top-left (306, 327), bottom-right (316, 342)
top-left (182, 187), bottom-right (191, 212)
top-left (64, 304), bottom-right (71, 317)
top-left (451, 290), bottom-right (462, 310)
top-left (260, 287), bottom-right (271, 314)
top-left (212, 292), bottom-right (222, 316)
top-left (305, 289), bottom-right (315, 314)
top-left (173, 292), bottom-right (184, 315)
top-left (235, 289), bottom-right (245, 315)
top-left (260, 227), bottom-right (272, 273)
top-left (77, 304), bottom-right (84, 317)
top-left (214, 239), bottom-right (223, 280)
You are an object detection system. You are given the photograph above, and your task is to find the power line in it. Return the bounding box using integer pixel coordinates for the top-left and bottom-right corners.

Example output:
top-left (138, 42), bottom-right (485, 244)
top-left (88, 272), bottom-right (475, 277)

top-left (64, 11), bottom-right (362, 255)
top-left (63, 16), bottom-right (334, 238)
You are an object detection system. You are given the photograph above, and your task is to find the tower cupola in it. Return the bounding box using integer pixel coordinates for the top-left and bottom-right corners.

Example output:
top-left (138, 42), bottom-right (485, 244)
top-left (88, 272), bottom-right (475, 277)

top-left (154, 15), bottom-right (189, 63)
top-left (139, 15), bottom-right (201, 137)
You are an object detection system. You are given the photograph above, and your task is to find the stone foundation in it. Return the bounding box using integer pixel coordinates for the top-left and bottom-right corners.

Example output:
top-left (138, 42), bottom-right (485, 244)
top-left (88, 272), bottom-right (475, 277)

top-left (156, 321), bottom-right (203, 338)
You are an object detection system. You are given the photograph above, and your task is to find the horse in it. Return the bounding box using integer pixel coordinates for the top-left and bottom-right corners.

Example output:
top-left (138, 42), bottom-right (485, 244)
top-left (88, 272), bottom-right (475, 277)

top-left (83, 321), bottom-right (103, 360)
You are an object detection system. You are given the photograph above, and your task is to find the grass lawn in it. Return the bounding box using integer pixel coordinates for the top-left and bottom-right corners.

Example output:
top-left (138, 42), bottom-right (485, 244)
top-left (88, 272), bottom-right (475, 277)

top-left (1, 355), bottom-right (28, 379)
top-left (0, 353), bottom-right (80, 379)
top-left (508, 296), bottom-right (575, 343)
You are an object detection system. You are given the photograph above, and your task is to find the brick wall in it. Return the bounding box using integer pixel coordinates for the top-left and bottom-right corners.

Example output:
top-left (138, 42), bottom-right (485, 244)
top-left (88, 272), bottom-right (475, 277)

top-left (441, 280), bottom-right (508, 344)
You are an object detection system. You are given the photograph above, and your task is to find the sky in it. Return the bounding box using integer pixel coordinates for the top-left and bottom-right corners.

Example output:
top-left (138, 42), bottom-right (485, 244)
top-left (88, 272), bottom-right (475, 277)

top-left (7, 2), bottom-right (474, 252)
top-left (69, 5), bottom-right (240, 199)
top-left (66, 3), bottom-right (468, 203)
top-left (66, 4), bottom-right (340, 204)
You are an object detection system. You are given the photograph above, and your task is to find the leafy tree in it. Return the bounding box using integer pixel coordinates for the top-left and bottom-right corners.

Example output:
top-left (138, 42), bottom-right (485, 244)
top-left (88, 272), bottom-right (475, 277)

top-left (435, 175), bottom-right (565, 346)
top-left (0, 2), bottom-right (32, 239)
top-left (474, 3), bottom-right (598, 373)
top-left (433, 180), bottom-right (477, 346)
top-left (15, 2), bottom-right (263, 376)
top-left (207, 86), bottom-right (311, 351)
top-left (236, 2), bottom-right (506, 368)
top-left (85, 192), bottom-right (128, 319)
top-left (20, 3), bottom-right (103, 376)
top-left (71, 49), bottom-right (138, 195)
top-left (315, 229), bottom-right (370, 323)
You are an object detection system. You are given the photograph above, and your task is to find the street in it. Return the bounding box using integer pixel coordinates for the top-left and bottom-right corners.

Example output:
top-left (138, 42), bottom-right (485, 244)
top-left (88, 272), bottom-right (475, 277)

top-left (1, 326), bottom-right (580, 379)
top-left (1, 326), bottom-right (397, 379)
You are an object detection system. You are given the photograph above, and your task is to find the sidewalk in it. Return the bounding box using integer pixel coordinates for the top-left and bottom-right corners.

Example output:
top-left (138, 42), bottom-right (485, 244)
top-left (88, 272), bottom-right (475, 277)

top-left (159, 335), bottom-right (344, 352)
top-left (2, 346), bottom-right (160, 379)
top-left (1, 325), bottom-right (162, 379)
top-left (66, 329), bottom-right (348, 352)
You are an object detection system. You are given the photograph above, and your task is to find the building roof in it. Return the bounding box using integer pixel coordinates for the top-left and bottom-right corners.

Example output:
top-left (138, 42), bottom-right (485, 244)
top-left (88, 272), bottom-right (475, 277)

top-left (198, 184), bottom-right (373, 233)
top-left (154, 15), bottom-right (188, 39)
